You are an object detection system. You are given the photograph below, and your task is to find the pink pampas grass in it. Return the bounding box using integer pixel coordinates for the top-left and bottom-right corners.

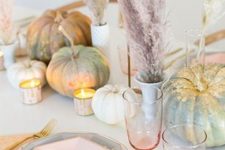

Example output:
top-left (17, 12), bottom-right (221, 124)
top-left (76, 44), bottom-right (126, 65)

top-left (0, 0), bottom-right (15, 44)
top-left (83, 0), bottom-right (109, 25)
top-left (118, 0), bottom-right (166, 83)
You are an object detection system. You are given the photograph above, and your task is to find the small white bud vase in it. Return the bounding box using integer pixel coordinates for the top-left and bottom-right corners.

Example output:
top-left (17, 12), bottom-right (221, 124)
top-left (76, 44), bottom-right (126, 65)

top-left (16, 32), bottom-right (27, 56)
top-left (134, 76), bottom-right (163, 103)
top-left (134, 75), bottom-right (163, 121)
top-left (0, 41), bottom-right (17, 69)
top-left (91, 23), bottom-right (110, 51)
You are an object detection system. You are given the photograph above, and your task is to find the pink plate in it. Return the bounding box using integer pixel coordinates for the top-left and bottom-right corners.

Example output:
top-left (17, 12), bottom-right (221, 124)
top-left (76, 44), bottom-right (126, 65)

top-left (34, 137), bottom-right (107, 150)
top-left (22, 132), bottom-right (127, 150)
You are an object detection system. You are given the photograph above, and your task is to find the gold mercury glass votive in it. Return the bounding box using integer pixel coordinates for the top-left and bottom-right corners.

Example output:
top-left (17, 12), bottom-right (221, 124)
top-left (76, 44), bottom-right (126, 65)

top-left (19, 79), bottom-right (42, 105)
top-left (0, 51), bottom-right (4, 70)
top-left (73, 88), bottom-right (96, 116)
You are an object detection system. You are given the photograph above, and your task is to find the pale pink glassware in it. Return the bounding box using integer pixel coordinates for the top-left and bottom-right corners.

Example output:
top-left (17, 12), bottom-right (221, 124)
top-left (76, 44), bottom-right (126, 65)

top-left (117, 29), bottom-right (137, 76)
top-left (118, 45), bottom-right (137, 76)
top-left (123, 88), bottom-right (163, 150)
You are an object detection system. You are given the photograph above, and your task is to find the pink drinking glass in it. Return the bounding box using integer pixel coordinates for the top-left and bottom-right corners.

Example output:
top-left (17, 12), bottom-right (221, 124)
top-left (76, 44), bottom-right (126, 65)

top-left (117, 34), bottom-right (137, 76)
top-left (123, 88), bottom-right (163, 150)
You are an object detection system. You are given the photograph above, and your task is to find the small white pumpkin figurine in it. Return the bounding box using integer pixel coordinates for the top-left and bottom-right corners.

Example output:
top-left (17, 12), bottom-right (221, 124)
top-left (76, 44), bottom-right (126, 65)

top-left (92, 84), bottom-right (136, 124)
top-left (7, 60), bottom-right (47, 89)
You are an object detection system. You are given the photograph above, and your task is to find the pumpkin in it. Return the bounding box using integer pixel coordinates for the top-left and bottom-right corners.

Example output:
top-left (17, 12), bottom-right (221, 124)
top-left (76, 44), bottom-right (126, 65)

top-left (92, 84), bottom-right (136, 124)
top-left (27, 10), bottom-right (92, 63)
top-left (165, 64), bottom-right (225, 147)
top-left (46, 45), bottom-right (110, 98)
top-left (7, 60), bottom-right (47, 89)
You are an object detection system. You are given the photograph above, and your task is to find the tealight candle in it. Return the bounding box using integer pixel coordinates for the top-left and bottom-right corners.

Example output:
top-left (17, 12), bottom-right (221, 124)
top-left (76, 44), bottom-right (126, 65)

top-left (73, 88), bottom-right (96, 116)
top-left (19, 79), bottom-right (42, 104)
top-left (0, 51), bottom-right (4, 70)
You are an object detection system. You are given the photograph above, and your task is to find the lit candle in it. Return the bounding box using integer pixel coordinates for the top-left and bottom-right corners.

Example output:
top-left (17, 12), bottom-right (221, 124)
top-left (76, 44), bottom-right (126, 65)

top-left (19, 79), bottom-right (42, 105)
top-left (73, 88), bottom-right (96, 116)
top-left (0, 51), bottom-right (4, 70)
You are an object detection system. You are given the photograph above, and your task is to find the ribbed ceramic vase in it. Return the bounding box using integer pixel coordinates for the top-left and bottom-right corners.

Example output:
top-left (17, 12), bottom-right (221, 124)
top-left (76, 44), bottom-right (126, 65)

top-left (91, 23), bottom-right (110, 51)
top-left (0, 42), bottom-right (17, 69)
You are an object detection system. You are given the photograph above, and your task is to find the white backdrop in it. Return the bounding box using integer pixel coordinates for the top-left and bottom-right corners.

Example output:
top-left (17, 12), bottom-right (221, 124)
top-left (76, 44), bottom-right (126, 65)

top-left (15, 0), bottom-right (75, 10)
top-left (15, 0), bottom-right (225, 48)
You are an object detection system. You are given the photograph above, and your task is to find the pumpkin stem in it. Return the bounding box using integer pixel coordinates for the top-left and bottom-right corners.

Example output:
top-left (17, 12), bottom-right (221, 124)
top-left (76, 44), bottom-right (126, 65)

top-left (112, 86), bottom-right (119, 93)
top-left (196, 77), bottom-right (208, 92)
top-left (24, 60), bottom-right (32, 68)
top-left (58, 25), bottom-right (78, 57)
top-left (55, 11), bottom-right (64, 23)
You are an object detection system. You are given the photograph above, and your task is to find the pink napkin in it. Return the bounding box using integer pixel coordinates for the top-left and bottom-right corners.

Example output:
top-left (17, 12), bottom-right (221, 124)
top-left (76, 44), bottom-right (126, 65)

top-left (0, 134), bottom-right (32, 150)
top-left (34, 137), bottom-right (107, 150)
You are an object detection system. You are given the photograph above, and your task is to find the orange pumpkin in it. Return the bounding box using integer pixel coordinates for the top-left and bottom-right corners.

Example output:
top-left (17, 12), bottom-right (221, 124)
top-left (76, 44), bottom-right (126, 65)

top-left (27, 10), bottom-right (92, 63)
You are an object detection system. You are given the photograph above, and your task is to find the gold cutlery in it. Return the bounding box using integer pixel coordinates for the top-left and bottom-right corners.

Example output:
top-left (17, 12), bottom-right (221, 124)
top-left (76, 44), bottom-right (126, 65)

top-left (5, 119), bottom-right (57, 150)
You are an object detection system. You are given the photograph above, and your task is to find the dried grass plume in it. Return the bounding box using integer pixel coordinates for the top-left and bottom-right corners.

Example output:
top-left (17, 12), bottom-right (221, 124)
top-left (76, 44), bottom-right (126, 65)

top-left (0, 0), bottom-right (16, 45)
top-left (83, 0), bottom-right (109, 26)
top-left (203, 0), bottom-right (225, 29)
top-left (118, 0), bottom-right (166, 83)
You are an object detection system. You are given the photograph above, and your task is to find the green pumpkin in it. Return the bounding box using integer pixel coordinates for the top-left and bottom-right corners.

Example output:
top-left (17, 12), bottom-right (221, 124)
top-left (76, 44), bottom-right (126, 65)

top-left (27, 10), bottom-right (92, 64)
top-left (165, 64), bottom-right (225, 147)
top-left (46, 45), bottom-right (110, 98)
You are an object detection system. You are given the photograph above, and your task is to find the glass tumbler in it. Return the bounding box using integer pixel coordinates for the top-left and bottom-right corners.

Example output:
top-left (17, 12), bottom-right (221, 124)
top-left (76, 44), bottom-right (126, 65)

top-left (123, 88), bottom-right (163, 150)
top-left (117, 28), bottom-right (137, 76)
top-left (162, 124), bottom-right (207, 150)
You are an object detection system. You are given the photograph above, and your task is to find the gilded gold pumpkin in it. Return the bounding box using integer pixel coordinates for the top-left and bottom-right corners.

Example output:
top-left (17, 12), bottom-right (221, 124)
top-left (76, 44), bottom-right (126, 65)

top-left (165, 64), bottom-right (225, 147)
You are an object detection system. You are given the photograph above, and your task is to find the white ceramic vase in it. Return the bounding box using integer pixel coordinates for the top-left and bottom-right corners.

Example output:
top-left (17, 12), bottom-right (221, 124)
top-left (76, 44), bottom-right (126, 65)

top-left (134, 76), bottom-right (163, 102)
top-left (0, 42), bottom-right (18, 69)
top-left (91, 23), bottom-right (110, 51)
top-left (134, 75), bottom-right (163, 121)
top-left (16, 32), bottom-right (27, 56)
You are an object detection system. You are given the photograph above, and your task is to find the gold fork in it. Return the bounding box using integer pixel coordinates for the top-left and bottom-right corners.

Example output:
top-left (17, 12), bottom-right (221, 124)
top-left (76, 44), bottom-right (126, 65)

top-left (5, 119), bottom-right (57, 150)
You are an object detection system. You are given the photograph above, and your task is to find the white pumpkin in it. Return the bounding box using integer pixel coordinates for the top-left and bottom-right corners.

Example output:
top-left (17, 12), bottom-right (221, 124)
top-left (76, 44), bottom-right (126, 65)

top-left (7, 60), bottom-right (47, 89)
top-left (92, 84), bottom-right (136, 124)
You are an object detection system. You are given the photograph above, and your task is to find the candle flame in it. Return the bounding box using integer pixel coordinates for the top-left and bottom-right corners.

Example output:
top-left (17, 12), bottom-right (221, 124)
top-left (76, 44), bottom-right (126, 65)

top-left (0, 51), bottom-right (3, 57)
top-left (20, 79), bottom-right (41, 89)
top-left (74, 88), bottom-right (96, 99)
top-left (30, 80), bottom-right (36, 87)
top-left (81, 89), bottom-right (86, 97)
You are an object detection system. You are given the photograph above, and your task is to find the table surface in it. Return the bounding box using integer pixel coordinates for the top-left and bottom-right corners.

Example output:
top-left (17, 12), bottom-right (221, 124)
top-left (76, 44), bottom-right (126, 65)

top-left (1, 4), bottom-right (135, 150)
top-left (1, 2), bottom-right (225, 150)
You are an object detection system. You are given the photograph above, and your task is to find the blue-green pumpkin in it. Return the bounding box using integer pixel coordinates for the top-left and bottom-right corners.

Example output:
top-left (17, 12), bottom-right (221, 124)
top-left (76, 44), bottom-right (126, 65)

top-left (165, 64), bottom-right (225, 147)
top-left (46, 45), bottom-right (110, 98)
